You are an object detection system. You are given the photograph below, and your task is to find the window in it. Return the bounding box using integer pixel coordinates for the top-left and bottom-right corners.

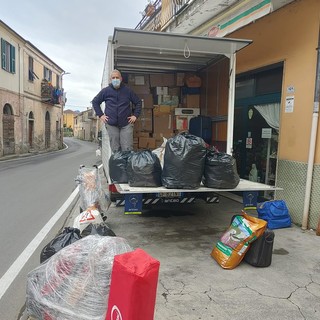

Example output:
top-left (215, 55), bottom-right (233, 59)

top-left (28, 56), bottom-right (34, 81)
top-left (43, 66), bottom-right (52, 82)
top-left (56, 74), bottom-right (60, 88)
top-left (1, 38), bottom-right (16, 73)
top-left (236, 63), bottom-right (283, 99)
top-left (28, 57), bottom-right (39, 81)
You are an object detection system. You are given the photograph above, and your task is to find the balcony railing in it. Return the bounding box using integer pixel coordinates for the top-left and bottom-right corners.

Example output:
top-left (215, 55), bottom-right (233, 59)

top-left (135, 0), bottom-right (190, 31)
top-left (41, 79), bottom-right (64, 105)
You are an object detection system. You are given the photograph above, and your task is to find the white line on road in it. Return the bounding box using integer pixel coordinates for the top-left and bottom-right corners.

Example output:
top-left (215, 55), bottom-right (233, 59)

top-left (0, 186), bottom-right (79, 300)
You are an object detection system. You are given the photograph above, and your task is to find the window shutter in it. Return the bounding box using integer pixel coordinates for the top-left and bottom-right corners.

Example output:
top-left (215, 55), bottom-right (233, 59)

top-left (10, 45), bottom-right (15, 73)
top-left (1, 38), bottom-right (6, 69)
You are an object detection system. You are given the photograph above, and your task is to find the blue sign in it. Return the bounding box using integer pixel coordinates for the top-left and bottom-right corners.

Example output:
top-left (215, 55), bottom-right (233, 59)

top-left (125, 194), bottom-right (142, 214)
top-left (242, 191), bottom-right (258, 209)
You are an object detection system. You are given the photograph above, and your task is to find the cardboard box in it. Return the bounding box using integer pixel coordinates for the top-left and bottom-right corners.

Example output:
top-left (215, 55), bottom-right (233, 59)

top-left (153, 105), bottom-right (175, 115)
top-left (129, 85), bottom-right (150, 95)
top-left (135, 109), bottom-right (153, 132)
top-left (138, 94), bottom-right (153, 108)
top-left (150, 74), bottom-right (175, 87)
top-left (176, 73), bottom-right (185, 86)
top-left (183, 94), bottom-right (200, 108)
top-left (175, 116), bottom-right (189, 130)
top-left (139, 137), bottom-right (156, 149)
top-left (153, 114), bottom-right (174, 137)
top-left (138, 132), bottom-right (151, 138)
top-left (128, 74), bottom-right (150, 86)
top-left (155, 87), bottom-right (169, 95)
top-left (168, 87), bottom-right (181, 96)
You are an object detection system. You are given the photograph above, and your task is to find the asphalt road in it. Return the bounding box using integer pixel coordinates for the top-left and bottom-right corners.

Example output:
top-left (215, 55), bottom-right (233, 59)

top-left (0, 137), bottom-right (100, 320)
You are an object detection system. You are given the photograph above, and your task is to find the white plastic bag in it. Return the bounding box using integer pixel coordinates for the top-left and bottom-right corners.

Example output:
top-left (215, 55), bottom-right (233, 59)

top-left (73, 207), bottom-right (103, 232)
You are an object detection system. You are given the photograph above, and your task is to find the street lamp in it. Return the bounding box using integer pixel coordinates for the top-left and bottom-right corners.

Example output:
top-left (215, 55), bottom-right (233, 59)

top-left (60, 71), bottom-right (71, 148)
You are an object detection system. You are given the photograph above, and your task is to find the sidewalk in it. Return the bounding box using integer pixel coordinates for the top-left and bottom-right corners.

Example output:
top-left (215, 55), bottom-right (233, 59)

top-left (24, 168), bottom-right (320, 320)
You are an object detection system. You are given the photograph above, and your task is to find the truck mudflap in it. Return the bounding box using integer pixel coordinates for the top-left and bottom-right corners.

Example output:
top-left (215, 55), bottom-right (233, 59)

top-left (114, 192), bottom-right (219, 207)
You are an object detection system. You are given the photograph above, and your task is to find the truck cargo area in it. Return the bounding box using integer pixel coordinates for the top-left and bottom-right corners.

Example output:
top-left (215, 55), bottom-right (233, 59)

top-left (101, 28), bottom-right (281, 213)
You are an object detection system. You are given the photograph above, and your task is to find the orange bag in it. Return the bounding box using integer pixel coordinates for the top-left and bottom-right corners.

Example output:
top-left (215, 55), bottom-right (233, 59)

top-left (106, 248), bottom-right (160, 320)
top-left (211, 212), bottom-right (267, 269)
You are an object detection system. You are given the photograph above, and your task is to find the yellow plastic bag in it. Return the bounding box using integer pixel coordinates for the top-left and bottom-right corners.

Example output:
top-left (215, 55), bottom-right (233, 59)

top-left (211, 212), bottom-right (267, 269)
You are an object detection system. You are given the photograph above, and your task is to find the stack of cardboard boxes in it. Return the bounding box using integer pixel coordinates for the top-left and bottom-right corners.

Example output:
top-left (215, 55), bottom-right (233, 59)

top-left (126, 72), bottom-right (201, 150)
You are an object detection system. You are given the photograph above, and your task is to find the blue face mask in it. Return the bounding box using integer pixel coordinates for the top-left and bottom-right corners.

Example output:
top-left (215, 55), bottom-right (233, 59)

top-left (111, 79), bottom-right (121, 88)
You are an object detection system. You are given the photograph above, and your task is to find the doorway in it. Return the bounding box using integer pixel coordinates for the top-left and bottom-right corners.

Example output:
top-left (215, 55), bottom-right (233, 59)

top-left (45, 111), bottom-right (50, 149)
top-left (234, 63), bottom-right (283, 196)
top-left (28, 112), bottom-right (34, 147)
top-left (3, 104), bottom-right (15, 155)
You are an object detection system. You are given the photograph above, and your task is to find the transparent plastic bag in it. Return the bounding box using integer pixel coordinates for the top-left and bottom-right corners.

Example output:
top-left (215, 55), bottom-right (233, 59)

top-left (27, 235), bottom-right (132, 320)
top-left (75, 165), bottom-right (110, 214)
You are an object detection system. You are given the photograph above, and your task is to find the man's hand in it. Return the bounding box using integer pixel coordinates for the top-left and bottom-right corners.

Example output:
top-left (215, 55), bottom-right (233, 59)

top-left (128, 115), bottom-right (137, 124)
top-left (100, 114), bottom-right (109, 123)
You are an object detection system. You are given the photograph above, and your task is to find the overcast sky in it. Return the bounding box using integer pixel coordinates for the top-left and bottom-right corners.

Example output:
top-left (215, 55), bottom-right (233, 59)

top-left (1, 0), bottom-right (149, 111)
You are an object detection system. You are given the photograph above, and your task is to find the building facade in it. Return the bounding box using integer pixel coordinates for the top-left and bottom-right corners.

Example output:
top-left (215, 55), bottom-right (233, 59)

top-left (137, 0), bottom-right (320, 229)
top-left (73, 108), bottom-right (100, 142)
top-left (0, 20), bottom-right (65, 157)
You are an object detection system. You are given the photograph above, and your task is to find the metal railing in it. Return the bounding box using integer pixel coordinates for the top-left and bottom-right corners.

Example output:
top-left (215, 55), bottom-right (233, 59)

top-left (135, 0), bottom-right (191, 31)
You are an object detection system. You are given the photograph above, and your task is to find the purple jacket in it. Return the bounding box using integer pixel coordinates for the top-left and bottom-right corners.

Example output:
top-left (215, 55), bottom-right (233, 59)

top-left (92, 83), bottom-right (142, 128)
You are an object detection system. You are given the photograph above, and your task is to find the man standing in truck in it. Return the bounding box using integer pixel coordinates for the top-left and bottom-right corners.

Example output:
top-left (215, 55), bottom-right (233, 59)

top-left (92, 69), bottom-right (142, 152)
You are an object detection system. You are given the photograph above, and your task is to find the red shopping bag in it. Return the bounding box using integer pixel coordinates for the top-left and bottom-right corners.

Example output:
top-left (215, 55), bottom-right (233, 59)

top-left (106, 248), bottom-right (160, 320)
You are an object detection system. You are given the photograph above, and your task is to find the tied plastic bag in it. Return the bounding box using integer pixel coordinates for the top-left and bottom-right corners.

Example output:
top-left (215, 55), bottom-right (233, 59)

top-left (211, 212), bottom-right (267, 269)
top-left (73, 206), bottom-right (103, 233)
top-left (40, 227), bottom-right (81, 263)
top-left (109, 151), bottom-right (134, 183)
top-left (27, 235), bottom-right (133, 320)
top-left (202, 149), bottom-right (240, 189)
top-left (127, 150), bottom-right (162, 187)
top-left (162, 133), bottom-right (206, 189)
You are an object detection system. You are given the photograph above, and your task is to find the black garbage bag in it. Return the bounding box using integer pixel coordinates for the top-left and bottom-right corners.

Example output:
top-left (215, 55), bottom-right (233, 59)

top-left (109, 151), bottom-right (134, 183)
top-left (81, 223), bottom-right (116, 237)
top-left (202, 149), bottom-right (240, 188)
top-left (162, 133), bottom-right (206, 189)
top-left (40, 227), bottom-right (81, 263)
top-left (127, 150), bottom-right (162, 187)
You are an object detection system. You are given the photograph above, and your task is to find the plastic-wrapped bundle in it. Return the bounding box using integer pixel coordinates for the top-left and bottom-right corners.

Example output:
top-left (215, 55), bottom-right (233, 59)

top-left (127, 150), bottom-right (162, 187)
top-left (26, 235), bottom-right (132, 320)
top-left (109, 151), bottom-right (133, 183)
top-left (162, 133), bottom-right (206, 189)
top-left (75, 166), bottom-right (110, 214)
top-left (202, 149), bottom-right (240, 188)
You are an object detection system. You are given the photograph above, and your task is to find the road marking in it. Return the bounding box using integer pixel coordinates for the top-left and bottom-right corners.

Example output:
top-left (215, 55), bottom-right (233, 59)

top-left (0, 186), bottom-right (79, 300)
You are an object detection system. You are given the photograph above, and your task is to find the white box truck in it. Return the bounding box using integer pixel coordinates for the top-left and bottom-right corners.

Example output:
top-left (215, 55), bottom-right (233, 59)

top-left (100, 28), bottom-right (280, 213)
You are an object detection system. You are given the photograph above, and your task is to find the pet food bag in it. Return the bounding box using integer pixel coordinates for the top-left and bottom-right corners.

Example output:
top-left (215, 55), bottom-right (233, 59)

top-left (211, 212), bottom-right (267, 269)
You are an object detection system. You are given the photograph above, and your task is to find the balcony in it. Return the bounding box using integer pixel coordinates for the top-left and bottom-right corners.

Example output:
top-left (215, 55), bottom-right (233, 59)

top-left (135, 0), bottom-right (189, 31)
top-left (41, 79), bottom-right (64, 105)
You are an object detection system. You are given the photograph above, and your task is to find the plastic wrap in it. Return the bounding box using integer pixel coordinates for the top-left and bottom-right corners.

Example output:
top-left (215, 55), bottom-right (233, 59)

top-left (26, 235), bottom-right (132, 320)
top-left (75, 166), bottom-right (110, 214)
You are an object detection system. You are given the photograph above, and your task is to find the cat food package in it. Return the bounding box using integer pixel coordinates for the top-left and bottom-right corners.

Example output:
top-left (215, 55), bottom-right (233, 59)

top-left (211, 212), bottom-right (267, 269)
